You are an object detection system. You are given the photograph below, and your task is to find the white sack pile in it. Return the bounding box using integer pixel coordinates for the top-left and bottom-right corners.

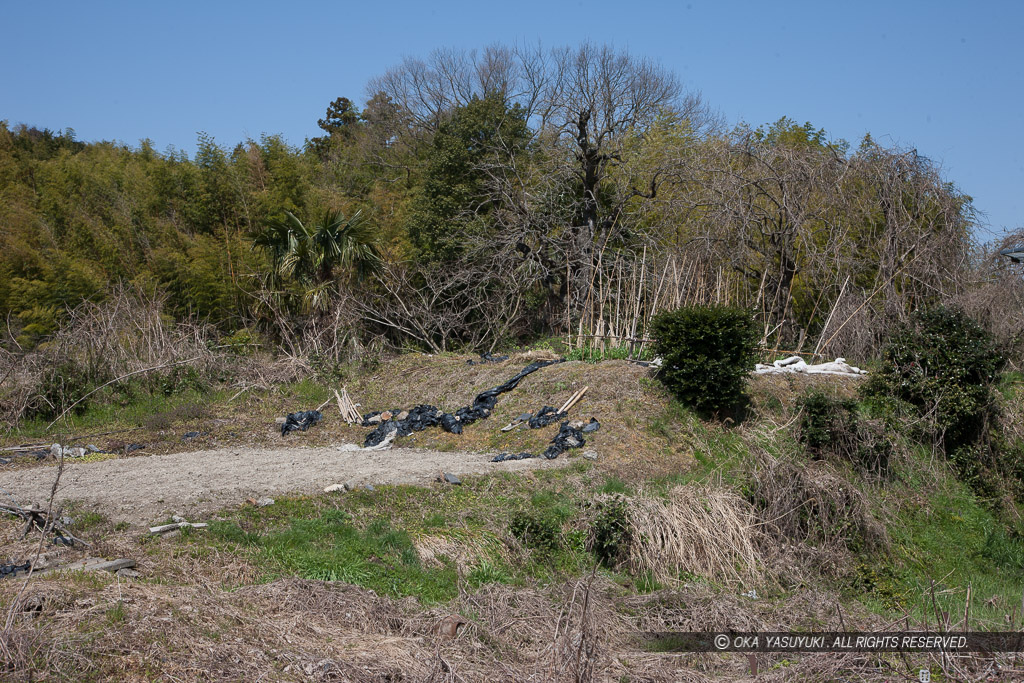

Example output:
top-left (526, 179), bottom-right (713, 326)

top-left (754, 356), bottom-right (867, 376)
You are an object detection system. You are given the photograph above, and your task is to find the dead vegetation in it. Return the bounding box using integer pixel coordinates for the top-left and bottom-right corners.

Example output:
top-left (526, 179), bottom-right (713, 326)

top-left (0, 571), bottom-right (918, 682)
top-left (2, 336), bottom-right (1023, 680)
top-left (598, 485), bottom-right (769, 587)
top-left (6, 564), bottom-right (1008, 682)
top-left (746, 447), bottom-right (889, 567)
top-left (0, 288), bottom-right (224, 431)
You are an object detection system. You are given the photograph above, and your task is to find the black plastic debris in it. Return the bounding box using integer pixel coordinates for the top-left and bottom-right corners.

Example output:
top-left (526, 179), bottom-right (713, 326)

top-left (362, 360), bottom-right (562, 447)
top-left (453, 359), bottom-right (561, 426)
top-left (541, 421), bottom-right (586, 459)
top-left (182, 431), bottom-right (209, 441)
top-left (364, 404), bottom-right (445, 447)
top-left (281, 410), bottom-right (323, 436)
top-left (403, 405), bottom-right (445, 432)
top-left (125, 443), bottom-right (145, 454)
top-left (439, 413), bottom-right (462, 435)
top-left (0, 562), bottom-right (31, 579)
top-left (581, 418), bottom-right (601, 433)
top-left (0, 457), bottom-right (10, 465)
top-left (492, 420), bottom-right (587, 462)
top-left (467, 351), bottom-right (510, 365)
top-left (491, 451), bottom-right (534, 462)
top-left (528, 406), bottom-right (567, 429)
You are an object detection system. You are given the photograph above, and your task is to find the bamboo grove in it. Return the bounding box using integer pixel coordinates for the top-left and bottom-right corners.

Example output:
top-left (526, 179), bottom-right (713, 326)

top-left (2, 43), bottom-right (1020, 362)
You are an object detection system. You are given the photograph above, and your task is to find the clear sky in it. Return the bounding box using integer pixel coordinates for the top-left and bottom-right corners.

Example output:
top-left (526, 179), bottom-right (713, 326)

top-left (2, 0), bottom-right (1021, 238)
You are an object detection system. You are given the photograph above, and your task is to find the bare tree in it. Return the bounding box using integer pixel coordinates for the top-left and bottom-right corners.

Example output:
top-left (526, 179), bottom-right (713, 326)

top-left (355, 257), bottom-right (532, 353)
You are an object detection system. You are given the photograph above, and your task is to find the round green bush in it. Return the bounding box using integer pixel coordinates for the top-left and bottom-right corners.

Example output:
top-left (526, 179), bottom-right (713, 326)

top-left (650, 305), bottom-right (758, 414)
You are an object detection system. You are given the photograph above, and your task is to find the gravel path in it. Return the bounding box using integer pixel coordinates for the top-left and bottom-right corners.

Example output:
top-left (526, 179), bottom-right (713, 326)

top-left (0, 445), bottom-right (562, 524)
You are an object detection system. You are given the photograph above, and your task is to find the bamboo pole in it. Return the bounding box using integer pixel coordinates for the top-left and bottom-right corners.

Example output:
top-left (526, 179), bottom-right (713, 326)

top-left (812, 275), bottom-right (850, 360)
top-left (559, 386), bottom-right (589, 414)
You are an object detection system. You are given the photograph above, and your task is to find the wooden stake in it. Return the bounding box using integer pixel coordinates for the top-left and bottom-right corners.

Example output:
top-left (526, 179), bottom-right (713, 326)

top-left (345, 389), bottom-right (361, 423)
top-left (339, 389), bottom-right (352, 421)
top-left (559, 386), bottom-right (589, 414)
top-left (558, 388), bottom-right (584, 414)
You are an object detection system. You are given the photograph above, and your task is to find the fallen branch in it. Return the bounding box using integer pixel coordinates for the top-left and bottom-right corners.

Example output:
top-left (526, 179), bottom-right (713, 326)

top-left (0, 502), bottom-right (89, 547)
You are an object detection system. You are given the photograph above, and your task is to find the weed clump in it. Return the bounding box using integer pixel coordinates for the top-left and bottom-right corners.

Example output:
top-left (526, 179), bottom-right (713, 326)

top-left (745, 449), bottom-right (887, 554)
top-left (509, 508), bottom-right (565, 554)
top-left (649, 305), bottom-right (758, 416)
top-left (590, 485), bottom-right (767, 585)
top-left (590, 495), bottom-right (632, 567)
top-left (798, 389), bottom-right (891, 475)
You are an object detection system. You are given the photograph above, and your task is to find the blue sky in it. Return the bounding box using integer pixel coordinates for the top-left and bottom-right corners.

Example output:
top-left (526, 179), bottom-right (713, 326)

top-left (2, 0), bottom-right (1021, 238)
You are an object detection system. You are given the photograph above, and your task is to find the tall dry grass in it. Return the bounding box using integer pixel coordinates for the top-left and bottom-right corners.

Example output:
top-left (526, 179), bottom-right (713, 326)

top-left (746, 447), bottom-right (889, 557)
top-left (601, 484), bottom-right (768, 586)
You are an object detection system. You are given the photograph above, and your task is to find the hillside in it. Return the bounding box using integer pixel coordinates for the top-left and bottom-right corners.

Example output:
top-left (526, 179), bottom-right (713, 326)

top-left (1, 352), bottom-right (1021, 681)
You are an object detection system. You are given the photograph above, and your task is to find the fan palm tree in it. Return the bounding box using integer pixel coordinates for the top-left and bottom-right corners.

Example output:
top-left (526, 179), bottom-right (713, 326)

top-left (252, 209), bottom-right (381, 313)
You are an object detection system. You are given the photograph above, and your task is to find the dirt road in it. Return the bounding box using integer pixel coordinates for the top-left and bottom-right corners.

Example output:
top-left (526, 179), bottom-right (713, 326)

top-left (0, 445), bottom-right (562, 524)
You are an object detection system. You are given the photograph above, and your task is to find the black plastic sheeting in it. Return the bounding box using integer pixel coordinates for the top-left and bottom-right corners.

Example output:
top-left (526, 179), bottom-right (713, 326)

top-left (0, 561), bottom-right (31, 578)
top-left (362, 360), bottom-right (562, 447)
top-left (527, 406), bottom-right (568, 429)
top-left (492, 420), bottom-right (588, 462)
top-left (281, 410), bottom-right (323, 436)
top-left (466, 351), bottom-right (509, 365)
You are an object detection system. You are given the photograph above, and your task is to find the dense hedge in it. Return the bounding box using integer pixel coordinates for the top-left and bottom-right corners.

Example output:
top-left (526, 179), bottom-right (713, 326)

top-left (650, 305), bottom-right (758, 414)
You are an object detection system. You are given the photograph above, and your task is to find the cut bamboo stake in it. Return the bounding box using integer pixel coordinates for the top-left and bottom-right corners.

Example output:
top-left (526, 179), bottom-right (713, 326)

top-left (559, 386), bottom-right (589, 414)
top-left (564, 386), bottom-right (589, 412)
top-left (343, 388), bottom-right (361, 423)
top-left (557, 389), bottom-right (581, 411)
top-left (812, 275), bottom-right (849, 360)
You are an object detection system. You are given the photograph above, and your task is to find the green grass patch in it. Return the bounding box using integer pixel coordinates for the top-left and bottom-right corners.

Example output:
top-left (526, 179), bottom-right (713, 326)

top-left (858, 474), bottom-right (1024, 628)
top-left (211, 511), bottom-right (459, 603)
top-left (564, 344), bottom-right (652, 363)
top-left (191, 469), bottom-right (599, 602)
top-left (10, 387), bottom-right (227, 441)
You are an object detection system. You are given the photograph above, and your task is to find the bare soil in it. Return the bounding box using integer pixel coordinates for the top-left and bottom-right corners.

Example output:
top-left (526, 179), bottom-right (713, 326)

top-left (0, 444), bottom-right (563, 524)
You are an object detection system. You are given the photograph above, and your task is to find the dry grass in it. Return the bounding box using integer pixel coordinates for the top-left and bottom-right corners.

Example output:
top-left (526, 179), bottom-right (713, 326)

top-left (0, 573), bottom-right (708, 682)
top-left (747, 371), bottom-right (865, 419)
top-left (340, 354), bottom-right (677, 467)
top-left (746, 447), bottom-right (888, 574)
top-left (6, 569), bottom-right (998, 682)
top-left (0, 288), bottom-right (224, 431)
top-left (413, 532), bottom-right (504, 573)
top-left (608, 484), bottom-right (769, 586)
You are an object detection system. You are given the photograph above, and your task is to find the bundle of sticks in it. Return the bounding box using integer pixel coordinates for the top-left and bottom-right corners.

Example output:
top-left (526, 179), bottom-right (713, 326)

top-left (334, 387), bottom-right (362, 424)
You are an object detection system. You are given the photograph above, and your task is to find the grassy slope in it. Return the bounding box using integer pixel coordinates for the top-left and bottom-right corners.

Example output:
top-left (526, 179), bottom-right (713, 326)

top-left (3, 352), bottom-right (1024, 679)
